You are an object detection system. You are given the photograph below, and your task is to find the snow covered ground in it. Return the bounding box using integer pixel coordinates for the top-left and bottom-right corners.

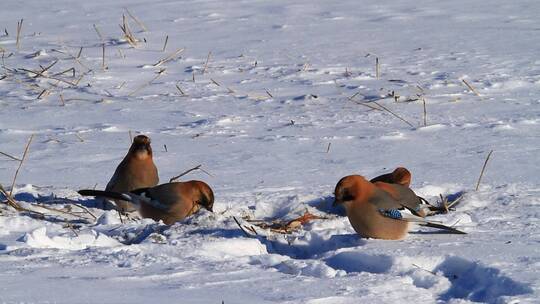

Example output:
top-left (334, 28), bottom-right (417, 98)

top-left (1, 0), bottom-right (539, 303)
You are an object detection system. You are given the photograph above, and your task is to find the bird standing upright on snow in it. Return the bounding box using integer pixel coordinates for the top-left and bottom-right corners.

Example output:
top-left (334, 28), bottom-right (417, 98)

top-left (79, 181), bottom-right (214, 225)
top-left (333, 175), bottom-right (465, 240)
top-left (105, 135), bottom-right (159, 212)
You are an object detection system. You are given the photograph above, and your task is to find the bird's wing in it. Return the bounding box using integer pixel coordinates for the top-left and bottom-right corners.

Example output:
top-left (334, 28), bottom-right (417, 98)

top-left (130, 187), bottom-right (171, 211)
top-left (373, 182), bottom-right (430, 216)
top-left (368, 187), bottom-right (405, 210)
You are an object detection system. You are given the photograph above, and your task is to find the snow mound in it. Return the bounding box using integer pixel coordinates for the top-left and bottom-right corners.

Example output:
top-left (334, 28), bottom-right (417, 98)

top-left (20, 227), bottom-right (120, 250)
top-left (199, 238), bottom-right (267, 258)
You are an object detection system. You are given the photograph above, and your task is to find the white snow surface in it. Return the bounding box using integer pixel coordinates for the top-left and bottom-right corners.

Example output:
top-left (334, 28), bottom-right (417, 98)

top-left (1, 0), bottom-right (540, 303)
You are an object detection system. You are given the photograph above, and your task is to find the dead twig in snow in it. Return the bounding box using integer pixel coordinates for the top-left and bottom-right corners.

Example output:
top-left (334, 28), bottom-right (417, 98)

top-left (422, 98), bottom-right (428, 127)
top-left (0, 151), bottom-right (22, 161)
top-left (162, 35), bottom-right (169, 52)
top-left (375, 57), bottom-right (380, 79)
top-left (153, 48), bottom-right (184, 67)
top-left (202, 51), bottom-right (212, 74)
top-left (119, 14), bottom-right (138, 47)
top-left (461, 79), bottom-right (481, 97)
top-left (16, 19), bottom-right (23, 50)
top-left (247, 211), bottom-right (328, 234)
top-left (10, 134), bottom-right (34, 197)
top-left (372, 101), bottom-right (415, 128)
top-left (125, 8), bottom-right (148, 32)
top-left (169, 165), bottom-right (213, 182)
top-left (175, 83), bottom-right (187, 96)
top-left (93, 24), bottom-right (104, 42)
top-left (233, 216), bottom-right (253, 237)
top-left (475, 150), bottom-right (494, 191)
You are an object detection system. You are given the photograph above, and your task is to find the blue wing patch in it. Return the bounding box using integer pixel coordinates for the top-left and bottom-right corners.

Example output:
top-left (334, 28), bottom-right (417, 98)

top-left (379, 209), bottom-right (402, 219)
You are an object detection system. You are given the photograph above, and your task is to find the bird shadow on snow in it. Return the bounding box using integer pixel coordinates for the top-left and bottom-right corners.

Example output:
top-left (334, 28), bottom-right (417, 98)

top-left (265, 233), bottom-right (365, 260)
top-left (435, 256), bottom-right (532, 302)
top-left (305, 195), bottom-right (346, 216)
top-left (325, 251), bottom-right (393, 274)
top-left (188, 227), bottom-right (247, 239)
top-left (13, 191), bottom-right (104, 209)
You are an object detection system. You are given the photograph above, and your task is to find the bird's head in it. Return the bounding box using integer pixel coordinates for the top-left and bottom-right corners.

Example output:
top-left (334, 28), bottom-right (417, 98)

top-left (391, 167), bottom-right (412, 186)
top-left (333, 175), bottom-right (368, 207)
top-left (196, 182), bottom-right (214, 213)
top-left (129, 135), bottom-right (153, 159)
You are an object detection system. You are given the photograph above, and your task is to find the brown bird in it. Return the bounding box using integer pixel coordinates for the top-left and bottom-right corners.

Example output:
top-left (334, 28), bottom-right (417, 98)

top-left (370, 167), bottom-right (412, 187)
top-left (79, 181), bottom-right (214, 225)
top-left (333, 175), bottom-right (465, 240)
top-left (105, 135), bottom-right (159, 212)
top-left (370, 167), bottom-right (442, 217)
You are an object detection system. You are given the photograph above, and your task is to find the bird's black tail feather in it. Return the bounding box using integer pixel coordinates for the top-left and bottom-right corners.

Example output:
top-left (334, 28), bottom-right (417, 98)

top-left (78, 189), bottom-right (132, 202)
top-left (420, 221), bottom-right (467, 234)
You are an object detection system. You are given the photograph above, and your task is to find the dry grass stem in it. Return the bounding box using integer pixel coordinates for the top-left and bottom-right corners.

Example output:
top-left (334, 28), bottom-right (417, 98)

top-left (117, 48), bottom-right (126, 59)
top-left (74, 133), bottom-right (84, 142)
top-left (169, 164), bottom-right (213, 182)
top-left (51, 48), bottom-right (91, 72)
top-left (162, 35), bottom-right (169, 52)
top-left (175, 83), bottom-right (186, 96)
top-left (0, 184), bottom-right (25, 212)
top-left (93, 24), bottom-right (104, 42)
top-left (153, 48), bottom-right (184, 66)
top-left (349, 98), bottom-right (382, 111)
top-left (248, 211), bottom-right (328, 234)
top-left (9, 134), bottom-right (34, 197)
top-left (128, 73), bottom-right (162, 96)
top-left (53, 67), bottom-right (76, 77)
top-left (462, 79), bottom-right (481, 97)
top-left (233, 216), bottom-right (253, 237)
top-left (37, 89), bottom-right (50, 99)
top-left (116, 81), bottom-right (127, 89)
top-left (446, 194), bottom-right (464, 209)
top-left (76, 47), bottom-right (83, 59)
top-left (125, 8), bottom-right (148, 32)
top-left (375, 57), bottom-right (380, 79)
top-left (20, 68), bottom-right (78, 87)
top-left (412, 264), bottom-right (438, 276)
top-left (119, 15), bottom-right (138, 47)
top-left (36, 60), bottom-right (59, 77)
top-left (34, 203), bottom-right (92, 222)
top-left (372, 101), bottom-right (415, 128)
top-left (210, 78), bottom-right (220, 86)
top-left (348, 92), bottom-right (361, 100)
top-left (475, 150), bottom-right (494, 191)
top-left (0, 151), bottom-right (22, 161)
top-left (265, 89), bottom-right (273, 98)
top-left (202, 51), bottom-right (212, 74)
top-left (422, 98), bottom-right (427, 127)
top-left (16, 19), bottom-right (23, 50)
top-left (101, 43), bottom-right (106, 70)
top-left (439, 194), bottom-right (449, 213)
top-left (326, 142), bottom-right (331, 153)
